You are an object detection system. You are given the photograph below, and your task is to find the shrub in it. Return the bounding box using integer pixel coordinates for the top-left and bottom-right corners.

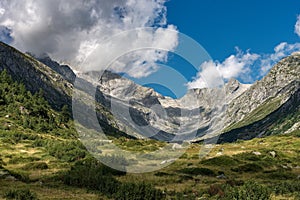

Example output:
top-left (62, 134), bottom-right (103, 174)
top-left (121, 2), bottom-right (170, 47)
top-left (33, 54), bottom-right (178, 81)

top-left (64, 157), bottom-right (165, 199)
top-left (177, 175), bottom-right (194, 183)
top-left (114, 182), bottom-right (165, 200)
top-left (225, 179), bottom-right (244, 187)
top-left (154, 172), bottom-right (171, 177)
top-left (64, 157), bottom-right (122, 195)
top-left (179, 167), bottom-right (216, 176)
top-left (200, 155), bottom-right (240, 166)
top-left (222, 181), bottom-right (271, 200)
top-left (274, 180), bottom-right (300, 195)
top-left (262, 170), bottom-right (295, 180)
top-left (33, 139), bottom-right (87, 162)
top-left (8, 170), bottom-right (30, 183)
top-left (4, 188), bottom-right (38, 200)
top-left (233, 152), bottom-right (262, 161)
top-left (0, 158), bottom-right (5, 166)
top-left (208, 184), bottom-right (224, 197)
top-left (22, 162), bottom-right (48, 170)
top-left (231, 163), bottom-right (263, 173)
top-left (8, 156), bottom-right (40, 164)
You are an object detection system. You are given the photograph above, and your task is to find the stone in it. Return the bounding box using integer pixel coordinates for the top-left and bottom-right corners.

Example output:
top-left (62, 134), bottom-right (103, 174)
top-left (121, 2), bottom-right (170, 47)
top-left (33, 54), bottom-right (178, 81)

top-left (5, 175), bottom-right (17, 181)
top-left (269, 151), bottom-right (276, 158)
top-left (172, 143), bottom-right (183, 151)
top-left (216, 174), bottom-right (227, 179)
top-left (252, 151), bottom-right (262, 156)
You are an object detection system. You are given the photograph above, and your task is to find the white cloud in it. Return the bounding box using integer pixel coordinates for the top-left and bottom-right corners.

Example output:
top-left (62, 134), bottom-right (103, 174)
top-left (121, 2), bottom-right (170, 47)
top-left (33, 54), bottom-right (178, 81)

top-left (0, 0), bottom-right (178, 78)
top-left (187, 49), bottom-right (259, 89)
top-left (217, 49), bottom-right (260, 80)
top-left (295, 15), bottom-right (300, 37)
top-left (187, 40), bottom-right (300, 90)
top-left (0, 7), bottom-right (5, 16)
top-left (186, 61), bottom-right (218, 89)
top-left (260, 42), bottom-right (300, 75)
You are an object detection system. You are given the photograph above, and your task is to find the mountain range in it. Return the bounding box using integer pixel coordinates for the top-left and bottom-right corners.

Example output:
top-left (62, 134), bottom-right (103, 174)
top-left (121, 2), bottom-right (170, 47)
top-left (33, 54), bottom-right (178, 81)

top-left (0, 41), bottom-right (299, 143)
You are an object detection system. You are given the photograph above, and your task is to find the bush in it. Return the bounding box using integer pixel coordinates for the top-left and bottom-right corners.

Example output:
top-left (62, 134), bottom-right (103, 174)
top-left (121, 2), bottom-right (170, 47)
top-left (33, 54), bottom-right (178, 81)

top-left (8, 170), bottom-right (30, 183)
top-left (33, 139), bottom-right (87, 162)
top-left (208, 184), bottom-right (224, 197)
top-left (22, 162), bottom-right (48, 170)
top-left (4, 188), bottom-right (38, 200)
top-left (274, 180), bottom-right (300, 195)
top-left (177, 175), bottom-right (194, 183)
top-left (114, 182), bottom-right (165, 200)
top-left (64, 157), bottom-right (165, 199)
top-left (0, 158), bottom-right (5, 166)
top-left (200, 155), bottom-right (240, 166)
top-left (179, 167), bottom-right (216, 176)
top-left (154, 172), bottom-right (171, 177)
top-left (222, 181), bottom-right (271, 200)
top-left (233, 152), bottom-right (262, 161)
top-left (64, 157), bottom-right (122, 195)
top-left (262, 170), bottom-right (295, 180)
top-left (8, 156), bottom-right (40, 164)
top-left (231, 163), bottom-right (263, 173)
top-left (0, 131), bottom-right (40, 144)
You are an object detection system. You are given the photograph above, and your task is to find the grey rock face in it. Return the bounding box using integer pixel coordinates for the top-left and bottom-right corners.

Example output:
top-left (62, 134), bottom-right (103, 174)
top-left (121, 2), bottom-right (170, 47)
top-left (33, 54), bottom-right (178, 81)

top-left (79, 70), bottom-right (251, 141)
top-left (36, 55), bottom-right (76, 83)
top-left (226, 54), bottom-right (300, 127)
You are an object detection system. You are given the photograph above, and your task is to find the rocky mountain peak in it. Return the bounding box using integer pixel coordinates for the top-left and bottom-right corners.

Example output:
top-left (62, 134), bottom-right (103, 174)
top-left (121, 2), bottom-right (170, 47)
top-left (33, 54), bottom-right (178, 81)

top-left (33, 54), bottom-right (76, 84)
top-left (226, 53), bottom-right (300, 127)
top-left (226, 78), bottom-right (240, 93)
top-left (224, 78), bottom-right (251, 103)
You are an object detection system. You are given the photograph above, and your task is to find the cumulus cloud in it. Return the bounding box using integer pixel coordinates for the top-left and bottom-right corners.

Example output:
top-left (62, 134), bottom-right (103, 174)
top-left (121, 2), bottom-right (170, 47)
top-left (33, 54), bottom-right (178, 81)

top-left (187, 41), bottom-right (300, 89)
top-left (217, 49), bottom-right (260, 80)
top-left (187, 49), bottom-right (259, 89)
top-left (82, 26), bottom-right (178, 78)
top-left (186, 61), bottom-right (222, 89)
top-left (295, 15), bottom-right (300, 37)
top-left (0, 0), bottom-right (178, 78)
top-left (260, 42), bottom-right (300, 75)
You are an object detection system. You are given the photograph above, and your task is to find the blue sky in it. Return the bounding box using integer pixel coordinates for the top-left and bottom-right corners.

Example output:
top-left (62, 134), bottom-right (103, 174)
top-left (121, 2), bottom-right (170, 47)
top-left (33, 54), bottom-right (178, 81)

top-left (166, 0), bottom-right (300, 61)
top-left (142, 0), bottom-right (300, 98)
top-left (0, 0), bottom-right (300, 98)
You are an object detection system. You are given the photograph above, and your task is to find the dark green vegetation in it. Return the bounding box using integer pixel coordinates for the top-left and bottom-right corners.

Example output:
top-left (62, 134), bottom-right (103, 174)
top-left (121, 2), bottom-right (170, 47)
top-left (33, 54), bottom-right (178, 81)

top-left (4, 188), bottom-right (38, 200)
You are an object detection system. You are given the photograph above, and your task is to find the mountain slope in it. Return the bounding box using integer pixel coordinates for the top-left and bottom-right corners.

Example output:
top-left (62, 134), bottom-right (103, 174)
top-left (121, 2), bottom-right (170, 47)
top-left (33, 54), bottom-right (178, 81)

top-left (0, 42), bottom-right (72, 110)
top-left (215, 81), bottom-right (300, 143)
top-left (226, 53), bottom-right (300, 129)
top-left (35, 54), bottom-right (76, 84)
top-left (0, 42), bottom-right (132, 139)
